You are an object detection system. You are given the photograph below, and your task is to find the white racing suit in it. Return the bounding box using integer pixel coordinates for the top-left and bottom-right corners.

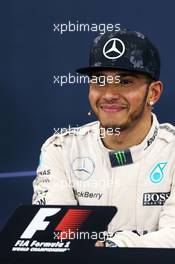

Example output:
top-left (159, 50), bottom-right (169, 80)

top-left (33, 113), bottom-right (175, 247)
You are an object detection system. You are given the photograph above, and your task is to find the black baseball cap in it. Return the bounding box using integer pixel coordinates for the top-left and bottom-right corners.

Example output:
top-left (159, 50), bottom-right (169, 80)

top-left (76, 29), bottom-right (160, 80)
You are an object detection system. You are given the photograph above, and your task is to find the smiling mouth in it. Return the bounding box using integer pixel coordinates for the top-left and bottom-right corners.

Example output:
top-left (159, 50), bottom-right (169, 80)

top-left (99, 104), bottom-right (127, 113)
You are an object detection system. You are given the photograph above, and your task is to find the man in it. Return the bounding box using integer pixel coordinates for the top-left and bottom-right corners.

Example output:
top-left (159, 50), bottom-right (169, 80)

top-left (33, 29), bottom-right (175, 247)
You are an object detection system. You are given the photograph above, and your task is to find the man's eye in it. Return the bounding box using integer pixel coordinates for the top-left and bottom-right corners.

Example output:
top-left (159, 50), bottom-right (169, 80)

top-left (96, 77), bottom-right (107, 86)
top-left (90, 76), bottom-right (107, 86)
top-left (120, 79), bottom-right (133, 85)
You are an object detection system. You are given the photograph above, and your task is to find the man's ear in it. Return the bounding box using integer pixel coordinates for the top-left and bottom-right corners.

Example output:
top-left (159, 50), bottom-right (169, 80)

top-left (147, 81), bottom-right (163, 106)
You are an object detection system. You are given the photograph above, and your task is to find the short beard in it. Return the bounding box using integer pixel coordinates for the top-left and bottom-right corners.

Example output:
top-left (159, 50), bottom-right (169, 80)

top-left (100, 124), bottom-right (121, 133)
top-left (99, 86), bottom-right (150, 132)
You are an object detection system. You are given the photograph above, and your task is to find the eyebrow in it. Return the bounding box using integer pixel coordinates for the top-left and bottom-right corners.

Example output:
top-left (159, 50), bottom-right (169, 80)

top-left (119, 72), bottom-right (140, 78)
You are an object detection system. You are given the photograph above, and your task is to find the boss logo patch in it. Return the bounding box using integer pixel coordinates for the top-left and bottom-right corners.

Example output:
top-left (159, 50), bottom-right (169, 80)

top-left (143, 192), bottom-right (170, 206)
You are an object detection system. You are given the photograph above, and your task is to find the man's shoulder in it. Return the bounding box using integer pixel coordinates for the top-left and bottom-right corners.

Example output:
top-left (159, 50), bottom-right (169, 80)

top-left (41, 121), bottom-right (99, 150)
top-left (159, 121), bottom-right (175, 143)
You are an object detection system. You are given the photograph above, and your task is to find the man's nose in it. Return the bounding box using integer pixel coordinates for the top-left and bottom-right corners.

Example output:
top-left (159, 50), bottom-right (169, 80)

top-left (102, 85), bottom-right (121, 100)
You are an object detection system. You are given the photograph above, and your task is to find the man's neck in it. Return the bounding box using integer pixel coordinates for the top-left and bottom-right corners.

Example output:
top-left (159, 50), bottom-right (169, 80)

top-left (101, 113), bottom-right (152, 151)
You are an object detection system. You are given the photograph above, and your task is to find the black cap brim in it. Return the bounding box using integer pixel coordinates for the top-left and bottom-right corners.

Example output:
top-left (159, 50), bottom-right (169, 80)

top-left (76, 66), bottom-right (134, 75)
top-left (76, 66), bottom-right (156, 80)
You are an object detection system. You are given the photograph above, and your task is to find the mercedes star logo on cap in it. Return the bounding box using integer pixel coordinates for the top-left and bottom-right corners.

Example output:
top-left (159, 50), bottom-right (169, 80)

top-left (103, 38), bottom-right (125, 60)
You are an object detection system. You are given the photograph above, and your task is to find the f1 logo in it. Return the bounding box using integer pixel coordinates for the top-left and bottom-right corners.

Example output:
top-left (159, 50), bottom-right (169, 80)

top-left (21, 208), bottom-right (61, 239)
top-left (20, 208), bottom-right (92, 239)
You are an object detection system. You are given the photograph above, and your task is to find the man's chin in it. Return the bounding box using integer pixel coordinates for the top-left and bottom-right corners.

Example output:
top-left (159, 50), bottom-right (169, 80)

top-left (98, 111), bottom-right (127, 124)
top-left (100, 121), bottom-right (126, 130)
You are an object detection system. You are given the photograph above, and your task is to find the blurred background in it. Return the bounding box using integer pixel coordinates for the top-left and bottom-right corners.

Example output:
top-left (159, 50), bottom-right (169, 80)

top-left (0, 0), bottom-right (175, 229)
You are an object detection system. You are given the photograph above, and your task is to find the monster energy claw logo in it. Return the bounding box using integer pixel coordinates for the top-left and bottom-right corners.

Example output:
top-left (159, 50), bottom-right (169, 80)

top-left (114, 151), bottom-right (126, 165)
top-left (109, 149), bottom-right (133, 167)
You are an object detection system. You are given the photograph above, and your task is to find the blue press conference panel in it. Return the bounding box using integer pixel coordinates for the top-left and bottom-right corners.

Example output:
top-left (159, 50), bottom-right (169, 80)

top-left (1, 0), bottom-right (175, 173)
top-left (0, 174), bottom-right (35, 231)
